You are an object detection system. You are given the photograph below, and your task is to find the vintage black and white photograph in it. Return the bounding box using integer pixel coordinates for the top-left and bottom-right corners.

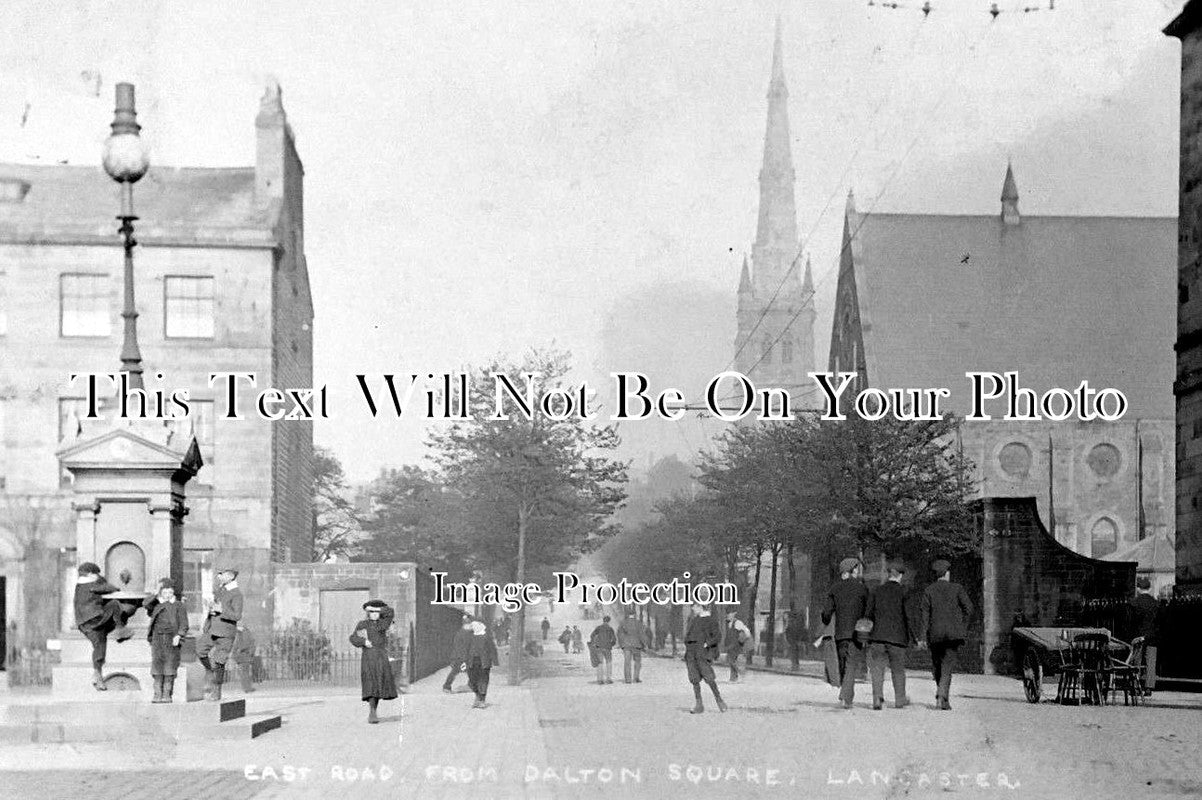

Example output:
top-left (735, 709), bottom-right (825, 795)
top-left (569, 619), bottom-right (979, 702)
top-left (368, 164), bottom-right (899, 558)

top-left (0, 1), bottom-right (1199, 798)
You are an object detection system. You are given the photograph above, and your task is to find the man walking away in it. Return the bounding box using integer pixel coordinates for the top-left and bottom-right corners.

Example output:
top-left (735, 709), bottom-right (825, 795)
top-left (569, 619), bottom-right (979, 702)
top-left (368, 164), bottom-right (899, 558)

top-left (918, 559), bottom-right (973, 711)
top-left (558, 626), bottom-right (572, 654)
top-left (785, 612), bottom-right (805, 671)
top-left (589, 616), bottom-right (617, 684)
top-left (541, 617), bottom-right (551, 641)
top-left (724, 611), bottom-right (752, 683)
top-left (443, 614), bottom-right (473, 693)
top-left (821, 557), bottom-right (869, 709)
top-left (617, 608), bottom-right (649, 683)
top-left (867, 561), bottom-right (912, 710)
top-left (466, 621), bottom-right (499, 709)
top-left (571, 625), bottom-right (583, 654)
top-left (683, 603), bottom-right (727, 714)
top-left (74, 562), bottom-right (134, 691)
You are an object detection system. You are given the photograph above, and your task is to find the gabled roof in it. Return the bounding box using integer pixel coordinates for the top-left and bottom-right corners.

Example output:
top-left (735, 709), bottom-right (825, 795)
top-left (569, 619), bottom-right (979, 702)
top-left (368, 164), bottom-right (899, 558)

top-left (1102, 530), bottom-right (1175, 574)
top-left (843, 209), bottom-right (1176, 418)
top-left (0, 163), bottom-right (276, 246)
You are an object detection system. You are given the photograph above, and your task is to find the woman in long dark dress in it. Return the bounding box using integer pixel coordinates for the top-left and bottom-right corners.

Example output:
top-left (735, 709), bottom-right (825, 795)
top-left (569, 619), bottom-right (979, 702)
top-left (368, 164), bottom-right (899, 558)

top-left (349, 599), bottom-right (398, 723)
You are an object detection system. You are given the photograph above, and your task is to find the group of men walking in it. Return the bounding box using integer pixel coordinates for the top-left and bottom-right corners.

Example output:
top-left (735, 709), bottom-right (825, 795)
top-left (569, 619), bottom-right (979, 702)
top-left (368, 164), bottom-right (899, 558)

top-left (822, 556), bottom-right (973, 711)
top-left (584, 610), bottom-right (652, 684)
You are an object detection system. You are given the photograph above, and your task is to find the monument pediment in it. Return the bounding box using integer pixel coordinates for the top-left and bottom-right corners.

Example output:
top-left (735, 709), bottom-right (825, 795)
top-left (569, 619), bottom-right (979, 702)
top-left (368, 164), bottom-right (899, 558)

top-left (57, 422), bottom-right (203, 476)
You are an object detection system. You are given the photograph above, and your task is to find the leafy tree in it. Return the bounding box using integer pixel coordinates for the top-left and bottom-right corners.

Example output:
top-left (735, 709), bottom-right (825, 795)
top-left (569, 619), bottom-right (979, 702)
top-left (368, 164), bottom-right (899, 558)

top-left (428, 348), bottom-right (628, 683)
top-left (311, 446), bottom-right (361, 562)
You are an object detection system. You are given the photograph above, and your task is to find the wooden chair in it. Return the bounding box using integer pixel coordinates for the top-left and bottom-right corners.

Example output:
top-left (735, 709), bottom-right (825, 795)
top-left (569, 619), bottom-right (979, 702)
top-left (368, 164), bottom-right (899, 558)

top-left (1057, 633), bottom-right (1110, 705)
top-left (1108, 636), bottom-right (1146, 706)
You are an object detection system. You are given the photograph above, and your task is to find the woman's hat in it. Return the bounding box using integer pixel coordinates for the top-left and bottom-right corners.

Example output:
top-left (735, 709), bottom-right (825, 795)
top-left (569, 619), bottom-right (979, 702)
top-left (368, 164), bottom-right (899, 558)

top-left (363, 599), bottom-right (388, 611)
top-left (886, 560), bottom-right (908, 575)
top-left (216, 568), bottom-right (239, 578)
top-left (838, 557), bottom-right (861, 574)
top-left (158, 577), bottom-right (176, 590)
top-left (78, 562), bottom-right (101, 575)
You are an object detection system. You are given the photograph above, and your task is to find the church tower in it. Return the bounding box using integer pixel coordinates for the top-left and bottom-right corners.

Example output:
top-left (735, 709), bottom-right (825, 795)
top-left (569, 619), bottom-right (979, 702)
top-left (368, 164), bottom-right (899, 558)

top-left (735, 19), bottom-right (816, 394)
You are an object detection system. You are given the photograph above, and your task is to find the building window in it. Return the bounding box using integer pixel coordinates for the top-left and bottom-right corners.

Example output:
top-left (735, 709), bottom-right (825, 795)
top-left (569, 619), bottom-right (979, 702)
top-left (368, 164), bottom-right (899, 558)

top-left (781, 338), bottom-right (794, 365)
top-left (164, 276), bottom-right (215, 338)
top-left (998, 442), bottom-right (1032, 478)
top-left (1091, 517), bottom-right (1118, 558)
top-left (1087, 443), bottom-right (1121, 478)
top-left (182, 550), bottom-right (212, 615)
top-left (60, 274), bottom-right (111, 337)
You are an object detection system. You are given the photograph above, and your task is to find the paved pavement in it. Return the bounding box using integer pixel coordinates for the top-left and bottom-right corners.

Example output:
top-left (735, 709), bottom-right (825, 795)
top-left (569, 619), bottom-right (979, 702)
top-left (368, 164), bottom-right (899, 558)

top-left (2, 643), bottom-right (1202, 800)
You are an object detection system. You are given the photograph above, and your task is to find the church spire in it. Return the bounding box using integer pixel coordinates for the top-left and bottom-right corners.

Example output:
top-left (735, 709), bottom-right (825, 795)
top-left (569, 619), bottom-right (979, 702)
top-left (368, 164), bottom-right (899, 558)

top-left (1001, 161), bottom-right (1020, 225)
top-left (802, 255), bottom-right (814, 297)
top-left (754, 16), bottom-right (798, 252)
top-left (738, 255), bottom-right (753, 294)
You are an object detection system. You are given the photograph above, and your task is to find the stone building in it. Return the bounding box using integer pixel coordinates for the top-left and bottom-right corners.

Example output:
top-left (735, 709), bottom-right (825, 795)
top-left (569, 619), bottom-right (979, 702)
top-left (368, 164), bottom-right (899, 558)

top-left (0, 83), bottom-right (314, 654)
top-left (1166, 3), bottom-right (1202, 593)
top-left (828, 166), bottom-right (1176, 577)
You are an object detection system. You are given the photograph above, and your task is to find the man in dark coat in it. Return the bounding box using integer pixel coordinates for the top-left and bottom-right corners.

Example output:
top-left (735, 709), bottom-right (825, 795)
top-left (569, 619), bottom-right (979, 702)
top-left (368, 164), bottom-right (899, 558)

top-left (144, 577), bottom-right (189, 703)
top-left (589, 616), bottom-right (617, 684)
top-left (866, 561), bottom-right (912, 710)
top-left (196, 568), bottom-right (244, 701)
top-left (682, 603), bottom-right (727, 714)
top-left (73, 561), bottom-right (133, 691)
top-left (821, 557), bottom-right (869, 709)
top-left (1127, 576), bottom-right (1160, 694)
top-left (540, 617), bottom-right (551, 641)
top-left (784, 612), bottom-right (805, 671)
top-left (443, 614), bottom-right (473, 693)
top-left (617, 608), bottom-right (649, 683)
top-left (918, 559), bottom-right (974, 710)
top-left (465, 620), bottom-right (499, 709)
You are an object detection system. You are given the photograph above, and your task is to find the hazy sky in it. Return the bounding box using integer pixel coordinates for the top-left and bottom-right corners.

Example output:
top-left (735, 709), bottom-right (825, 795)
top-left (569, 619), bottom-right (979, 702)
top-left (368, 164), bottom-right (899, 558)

top-left (0, 0), bottom-right (1186, 481)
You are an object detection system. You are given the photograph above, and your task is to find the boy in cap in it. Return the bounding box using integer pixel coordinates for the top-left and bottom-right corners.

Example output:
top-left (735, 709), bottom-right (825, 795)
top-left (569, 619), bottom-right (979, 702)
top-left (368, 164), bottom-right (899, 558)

top-left (683, 602), bottom-right (727, 713)
top-left (918, 559), bottom-right (973, 710)
top-left (73, 562), bottom-right (134, 691)
top-left (143, 578), bottom-right (188, 703)
top-left (196, 567), bottom-right (244, 701)
top-left (821, 557), bottom-right (869, 709)
top-left (723, 611), bottom-right (752, 683)
top-left (589, 616), bottom-right (617, 684)
top-left (465, 619), bottom-right (499, 709)
top-left (866, 561), bottom-right (913, 709)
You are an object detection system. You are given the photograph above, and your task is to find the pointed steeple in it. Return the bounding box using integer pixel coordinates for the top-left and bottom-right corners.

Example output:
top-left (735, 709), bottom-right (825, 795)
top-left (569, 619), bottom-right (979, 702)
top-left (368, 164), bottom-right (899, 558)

top-left (1001, 161), bottom-right (1020, 225)
top-left (802, 256), bottom-right (814, 297)
top-left (754, 16), bottom-right (798, 253)
top-left (738, 255), bottom-right (753, 294)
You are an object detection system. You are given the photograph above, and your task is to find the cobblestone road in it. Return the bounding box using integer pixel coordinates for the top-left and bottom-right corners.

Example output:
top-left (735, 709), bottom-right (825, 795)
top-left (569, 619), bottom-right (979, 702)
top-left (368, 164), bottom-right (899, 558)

top-left (2, 647), bottom-right (1201, 800)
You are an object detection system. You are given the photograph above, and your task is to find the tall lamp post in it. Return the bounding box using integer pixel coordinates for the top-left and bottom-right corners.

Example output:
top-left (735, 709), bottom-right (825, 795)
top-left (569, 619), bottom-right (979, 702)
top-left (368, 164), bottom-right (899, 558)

top-left (101, 83), bottom-right (150, 391)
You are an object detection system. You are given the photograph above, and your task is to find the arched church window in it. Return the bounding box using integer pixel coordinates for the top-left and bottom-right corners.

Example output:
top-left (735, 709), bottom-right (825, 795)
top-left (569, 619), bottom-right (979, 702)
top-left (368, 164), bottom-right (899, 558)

top-left (1090, 517), bottom-right (1118, 558)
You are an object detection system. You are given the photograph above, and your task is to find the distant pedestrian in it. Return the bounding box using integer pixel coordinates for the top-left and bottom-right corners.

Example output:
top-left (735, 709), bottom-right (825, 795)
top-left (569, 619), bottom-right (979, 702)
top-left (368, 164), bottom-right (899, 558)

top-left (723, 611), bottom-right (752, 682)
top-left (918, 560), bottom-right (973, 711)
top-left (143, 578), bottom-right (187, 703)
top-left (74, 561), bottom-right (134, 692)
top-left (785, 612), bottom-right (805, 671)
top-left (571, 626), bottom-right (583, 654)
top-left (589, 616), bottom-right (617, 684)
top-left (821, 557), bottom-right (869, 709)
top-left (465, 621), bottom-right (499, 709)
top-left (541, 617), bottom-right (551, 641)
top-left (443, 614), bottom-right (473, 693)
top-left (617, 608), bottom-right (649, 683)
top-left (350, 599), bottom-right (398, 724)
top-left (867, 561), bottom-right (913, 710)
top-left (231, 625), bottom-right (257, 694)
top-left (558, 626), bottom-right (572, 653)
top-left (683, 603), bottom-right (727, 714)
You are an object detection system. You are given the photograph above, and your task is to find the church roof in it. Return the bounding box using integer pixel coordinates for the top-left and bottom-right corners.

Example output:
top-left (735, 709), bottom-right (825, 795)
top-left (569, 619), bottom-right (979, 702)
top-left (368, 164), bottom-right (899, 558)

top-left (0, 162), bottom-right (275, 246)
top-left (841, 207), bottom-right (1176, 418)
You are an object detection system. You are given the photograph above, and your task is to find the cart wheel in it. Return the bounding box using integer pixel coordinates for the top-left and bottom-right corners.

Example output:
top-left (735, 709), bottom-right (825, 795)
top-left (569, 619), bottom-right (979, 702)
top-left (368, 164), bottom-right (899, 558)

top-left (1022, 649), bottom-right (1042, 703)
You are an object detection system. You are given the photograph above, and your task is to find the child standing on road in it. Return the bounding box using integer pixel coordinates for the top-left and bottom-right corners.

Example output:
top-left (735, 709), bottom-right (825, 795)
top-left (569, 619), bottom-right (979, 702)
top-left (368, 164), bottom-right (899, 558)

top-left (350, 600), bottom-right (399, 724)
top-left (143, 578), bottom-right (188, 703)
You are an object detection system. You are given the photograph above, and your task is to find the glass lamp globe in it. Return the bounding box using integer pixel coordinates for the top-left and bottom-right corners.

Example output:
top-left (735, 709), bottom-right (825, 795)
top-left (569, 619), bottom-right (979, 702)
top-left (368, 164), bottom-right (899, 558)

top-left (102, 132), bottom-right (149, 184)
